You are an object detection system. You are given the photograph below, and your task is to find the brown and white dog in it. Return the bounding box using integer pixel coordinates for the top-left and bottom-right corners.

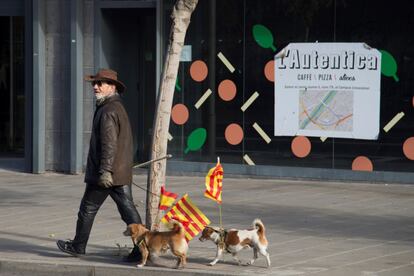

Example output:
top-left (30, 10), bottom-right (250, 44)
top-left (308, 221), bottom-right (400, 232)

top-left (123, 221), bottom-right (188, 269)
top-left (199, 218), bottom-right (271, 267)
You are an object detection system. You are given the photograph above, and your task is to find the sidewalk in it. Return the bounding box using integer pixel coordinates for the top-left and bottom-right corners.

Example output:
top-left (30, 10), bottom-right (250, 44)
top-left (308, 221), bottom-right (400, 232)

top-left (0, 170), bottom-right (414, 275)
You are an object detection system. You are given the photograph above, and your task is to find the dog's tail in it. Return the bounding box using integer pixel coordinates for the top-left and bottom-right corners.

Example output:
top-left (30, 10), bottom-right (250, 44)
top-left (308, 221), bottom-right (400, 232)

top-left (169, 219), bottom-right (185, 236)
top-left (253, 218), bottom-right (265, 234)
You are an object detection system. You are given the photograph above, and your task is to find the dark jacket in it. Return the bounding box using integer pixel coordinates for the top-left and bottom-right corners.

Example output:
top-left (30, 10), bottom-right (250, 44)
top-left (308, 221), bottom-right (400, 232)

top-left (85, 94), bottom-right (133, 186)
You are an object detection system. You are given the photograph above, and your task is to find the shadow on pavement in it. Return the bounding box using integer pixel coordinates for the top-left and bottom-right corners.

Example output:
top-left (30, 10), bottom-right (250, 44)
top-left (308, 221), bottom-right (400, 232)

top-left (222, 201), bottom-right (414, 242)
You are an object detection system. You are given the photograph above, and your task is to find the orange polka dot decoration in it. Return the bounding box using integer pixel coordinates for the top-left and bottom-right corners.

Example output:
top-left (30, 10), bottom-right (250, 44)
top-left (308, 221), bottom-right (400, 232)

top-left (352, 156), bottom-right (373, 172)
top-left (225, 123), bottom-right (244, 145)
top-left (264, 60), bottom-right (274, 82)
top-left (403, 137), bottom-right (414, 160)
top-left (291, 136), bottom-right (311, 158)
top-left (171, 103), bottom-right (189, 125)
top-left (218, 79), bottom-right (237, 101)
top-left (190, 60), bottom-right (208, 82)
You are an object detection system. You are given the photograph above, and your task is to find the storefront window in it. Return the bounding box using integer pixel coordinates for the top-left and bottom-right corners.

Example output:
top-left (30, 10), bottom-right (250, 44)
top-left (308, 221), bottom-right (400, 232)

top-left (0, 16), bottom-right (25, 156)
top-left (163, 0), bottom-right (414, 173)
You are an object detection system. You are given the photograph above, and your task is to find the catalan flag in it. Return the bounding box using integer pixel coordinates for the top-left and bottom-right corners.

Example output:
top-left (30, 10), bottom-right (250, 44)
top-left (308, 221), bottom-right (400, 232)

top-left (161, 194), bottom-right (210, 242)
top-left (204, 161), bottom-right (223, 204)
top-left (170, 215), bottom-right (191, 228)
top-left (159, 186), bottom-right (178, 210)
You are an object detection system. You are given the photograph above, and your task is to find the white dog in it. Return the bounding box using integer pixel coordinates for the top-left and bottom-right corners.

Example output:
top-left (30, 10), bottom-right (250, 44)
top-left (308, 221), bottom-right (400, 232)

top-left (199, 219), bottom-right (271, 267)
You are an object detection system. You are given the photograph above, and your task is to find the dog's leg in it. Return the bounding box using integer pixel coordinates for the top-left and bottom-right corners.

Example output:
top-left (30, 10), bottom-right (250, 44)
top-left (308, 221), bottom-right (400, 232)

top-left (175, 254), bottom-right (186, 269)
top-left (208, 247), bottom-right (223, 266)
top-left (148, 252), bottom-right (162, 266)
top-left (182, 254), bottom-right (187, 268)
top-left (247, 247), bottom-right (258, 265)
top-left (174, 255), bottom-right (182, 269)
top-left (231, 253), bottom-right (242, 265)
top-left (171, 250), bottom-right (186, 269)
top-left (258, 247), bottom-right (271, 268)
top-left (137, 245), bottom-right (148, 268)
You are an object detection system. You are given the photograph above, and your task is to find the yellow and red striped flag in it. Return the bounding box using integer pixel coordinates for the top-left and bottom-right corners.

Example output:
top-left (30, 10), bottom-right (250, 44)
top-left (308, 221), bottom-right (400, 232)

top-left (204, 161), bottom-right (223, 204)
top-left (159, 186), bottom-right (178, 210)
top-left (161, 194), bottom-right (210, 242)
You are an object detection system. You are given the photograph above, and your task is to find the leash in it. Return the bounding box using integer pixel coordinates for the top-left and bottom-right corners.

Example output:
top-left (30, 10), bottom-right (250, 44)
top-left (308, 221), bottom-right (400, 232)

top-left (132, 181), bottom-right (160, 197)
top-left (131, 154), bottom-right (173, 197)
top-left (132, 154), bottom-right (172, 168)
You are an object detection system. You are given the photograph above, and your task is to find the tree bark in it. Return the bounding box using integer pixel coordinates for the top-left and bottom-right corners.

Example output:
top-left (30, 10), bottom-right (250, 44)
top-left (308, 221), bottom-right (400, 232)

top-left (146, 0), bottom-right (199, 229)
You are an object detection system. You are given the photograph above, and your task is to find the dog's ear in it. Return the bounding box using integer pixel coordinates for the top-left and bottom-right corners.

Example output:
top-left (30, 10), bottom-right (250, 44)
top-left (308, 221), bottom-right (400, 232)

top-left (137, 224), bottom-right (150, 234)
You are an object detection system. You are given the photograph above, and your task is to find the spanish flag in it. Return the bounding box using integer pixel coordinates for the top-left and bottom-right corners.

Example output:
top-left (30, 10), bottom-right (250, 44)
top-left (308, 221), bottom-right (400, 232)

top-left (159, 186), bottom-right (178, 210)
top-left (204, 161), bottom-right (223, 204)
top-left (161, 194), bottom-right (210, 242)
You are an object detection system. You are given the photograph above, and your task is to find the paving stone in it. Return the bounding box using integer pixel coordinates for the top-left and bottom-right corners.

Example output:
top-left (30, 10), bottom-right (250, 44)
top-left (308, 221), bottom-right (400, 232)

top-left (0, 171), bottom-right (413, 275)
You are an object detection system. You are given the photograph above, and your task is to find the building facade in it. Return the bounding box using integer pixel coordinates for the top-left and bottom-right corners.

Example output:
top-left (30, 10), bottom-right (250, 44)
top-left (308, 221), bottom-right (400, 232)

top-left (0, 0), bottom-right (413, 183)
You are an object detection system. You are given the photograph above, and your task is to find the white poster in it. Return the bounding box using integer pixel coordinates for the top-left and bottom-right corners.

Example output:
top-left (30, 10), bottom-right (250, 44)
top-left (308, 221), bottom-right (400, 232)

top-left (274, 43), bottom-right (381, 140)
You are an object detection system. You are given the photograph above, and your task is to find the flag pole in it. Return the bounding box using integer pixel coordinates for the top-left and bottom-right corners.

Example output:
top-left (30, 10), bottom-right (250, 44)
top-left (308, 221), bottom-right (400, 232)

top-left (217, 156), bottom-right (223, 229)
top-left (219, 204), bottom-right (222, 229)
top-left (154, 186), bottom-right (165, 230)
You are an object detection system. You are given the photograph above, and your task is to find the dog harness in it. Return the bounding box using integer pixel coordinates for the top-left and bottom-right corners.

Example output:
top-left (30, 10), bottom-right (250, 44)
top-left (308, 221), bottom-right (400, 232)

top-left (212, 228), bottom-right (231, 253)
top-left (134, 237), bottom-right (148, 251)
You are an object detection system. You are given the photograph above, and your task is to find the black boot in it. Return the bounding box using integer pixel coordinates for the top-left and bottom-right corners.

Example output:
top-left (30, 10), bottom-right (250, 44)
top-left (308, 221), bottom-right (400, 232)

top-left (56, 240), bottom-right (85, 257)
top-left (123, 245), bottom-right (142, 262)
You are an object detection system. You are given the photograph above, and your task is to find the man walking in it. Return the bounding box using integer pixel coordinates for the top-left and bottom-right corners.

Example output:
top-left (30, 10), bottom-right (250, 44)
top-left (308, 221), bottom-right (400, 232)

top-left (57, 69), bottom-right (141, 261)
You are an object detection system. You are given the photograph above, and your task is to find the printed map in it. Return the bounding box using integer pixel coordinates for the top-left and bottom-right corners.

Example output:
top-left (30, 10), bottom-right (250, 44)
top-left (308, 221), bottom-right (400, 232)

top-left (299, 90), bottom-right (353, 132)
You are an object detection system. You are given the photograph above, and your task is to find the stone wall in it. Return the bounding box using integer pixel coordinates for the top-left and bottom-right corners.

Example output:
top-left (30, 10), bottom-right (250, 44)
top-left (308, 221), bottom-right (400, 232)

top-left (82, 0), bottom-right (95, 171)
top-left (44, 0), bottom-right (94, 172)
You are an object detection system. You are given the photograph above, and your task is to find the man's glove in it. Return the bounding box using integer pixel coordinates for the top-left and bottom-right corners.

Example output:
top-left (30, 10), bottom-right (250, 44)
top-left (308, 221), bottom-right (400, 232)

top-left (98, 171), bottom-right (113, 188)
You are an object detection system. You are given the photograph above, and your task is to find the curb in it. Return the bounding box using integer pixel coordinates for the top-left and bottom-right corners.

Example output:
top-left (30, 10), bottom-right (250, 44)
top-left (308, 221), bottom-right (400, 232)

top-left (0, 259), bottom-right (238, 276)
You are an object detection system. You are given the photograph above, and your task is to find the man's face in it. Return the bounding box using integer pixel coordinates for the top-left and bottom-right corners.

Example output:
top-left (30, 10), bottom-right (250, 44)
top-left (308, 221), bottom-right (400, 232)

top-left (92, 81), bottom-right (116, 99)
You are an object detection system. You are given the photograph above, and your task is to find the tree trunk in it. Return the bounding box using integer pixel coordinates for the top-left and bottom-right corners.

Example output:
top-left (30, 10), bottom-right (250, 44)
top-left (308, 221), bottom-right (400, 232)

top-left (146, 0), bottom-right (199, 230)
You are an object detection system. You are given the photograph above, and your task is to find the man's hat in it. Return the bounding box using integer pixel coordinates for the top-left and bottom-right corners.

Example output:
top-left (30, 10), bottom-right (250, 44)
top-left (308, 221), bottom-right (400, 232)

top-left (84, 68), bottom-right (126, 93)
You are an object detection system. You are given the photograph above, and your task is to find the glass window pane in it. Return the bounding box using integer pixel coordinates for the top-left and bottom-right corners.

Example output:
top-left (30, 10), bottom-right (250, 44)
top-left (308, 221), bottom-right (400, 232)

top-left (163, 0), bottom-right (414, 174)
